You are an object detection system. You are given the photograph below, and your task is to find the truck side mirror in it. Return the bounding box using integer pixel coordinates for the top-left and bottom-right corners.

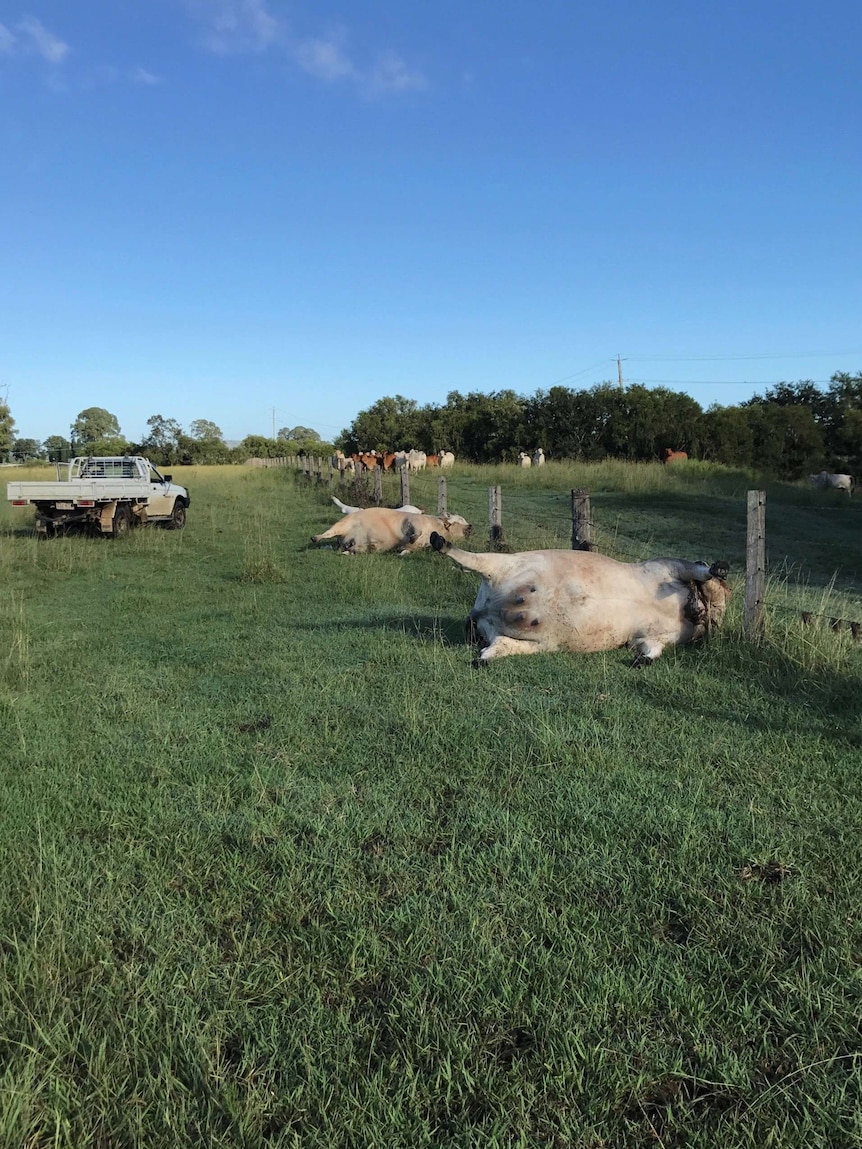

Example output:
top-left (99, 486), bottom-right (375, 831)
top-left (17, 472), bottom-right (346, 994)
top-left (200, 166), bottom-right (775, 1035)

top-left (163, 474), bottom-right (172, 483)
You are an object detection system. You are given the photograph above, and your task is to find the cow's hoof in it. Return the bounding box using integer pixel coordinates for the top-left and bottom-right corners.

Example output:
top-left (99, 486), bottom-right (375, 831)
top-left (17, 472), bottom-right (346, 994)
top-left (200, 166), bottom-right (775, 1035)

top-left (470, 657), bottom-right (490, 670)
top-left (630, 654), bottom-right (653, 669)
top-left (709, 560), bottom-right (729, 580)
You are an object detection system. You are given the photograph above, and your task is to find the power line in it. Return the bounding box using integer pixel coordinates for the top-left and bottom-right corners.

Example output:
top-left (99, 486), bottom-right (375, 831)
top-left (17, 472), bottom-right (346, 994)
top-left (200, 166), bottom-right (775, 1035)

top-left (632, 378), bottom-right (834, 387)
top-left (625, 351), bottom-right (862, 363)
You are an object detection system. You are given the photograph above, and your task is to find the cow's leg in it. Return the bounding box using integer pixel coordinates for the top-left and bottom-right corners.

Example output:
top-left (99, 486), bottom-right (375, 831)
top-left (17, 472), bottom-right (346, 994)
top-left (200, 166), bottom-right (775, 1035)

top-left (476, 635), bottom-right (540, 662)
top-left (311, 522), bottom-right (344, 544)
top-left (629, 636), bottom-right (666, 667)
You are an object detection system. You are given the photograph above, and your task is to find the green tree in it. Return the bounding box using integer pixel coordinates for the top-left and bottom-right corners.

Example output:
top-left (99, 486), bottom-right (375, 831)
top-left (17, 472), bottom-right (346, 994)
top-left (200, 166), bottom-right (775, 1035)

top-left (240, 435), bottom-right (279, 458)
top-left (339, 395), bottom-right (420, 453)
top-left (43, 435), bottom-right (72, 462)
top-left (0, 399), bottom-right (15, 461)
top-left (280, 426), bottom-right (320, 442)
top-left (745, 403), bottom-right (823, 479)
top-left (189, 419), bottom-right (223, 441)
top-left (141, 415), bottom-right (183, 465)
top-left (457, 390), bottom-right (527, 463)
top-left (700, 405), bottom-right (754, 467)
top-left (12, 437), bottom-right (43, 461)
top-left (71, 407), bottom-right (123, 451)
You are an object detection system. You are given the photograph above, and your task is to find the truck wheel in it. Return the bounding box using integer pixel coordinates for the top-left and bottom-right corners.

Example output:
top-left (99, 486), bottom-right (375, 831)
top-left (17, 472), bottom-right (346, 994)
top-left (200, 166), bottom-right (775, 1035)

top-left (168, 500), bottom-right (187, 530)
top-left (112, 505), bottom-right (133, 538)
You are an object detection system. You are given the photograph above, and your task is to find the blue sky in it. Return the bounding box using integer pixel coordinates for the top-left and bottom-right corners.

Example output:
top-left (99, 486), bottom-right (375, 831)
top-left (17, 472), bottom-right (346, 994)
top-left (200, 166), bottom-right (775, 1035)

top-left (2, 1), bottom-right (861, 446)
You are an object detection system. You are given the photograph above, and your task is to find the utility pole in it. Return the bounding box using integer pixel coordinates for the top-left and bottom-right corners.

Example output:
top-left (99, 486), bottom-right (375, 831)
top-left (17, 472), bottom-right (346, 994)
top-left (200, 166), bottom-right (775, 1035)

top-left (617, 356), bottom-right (625, 390)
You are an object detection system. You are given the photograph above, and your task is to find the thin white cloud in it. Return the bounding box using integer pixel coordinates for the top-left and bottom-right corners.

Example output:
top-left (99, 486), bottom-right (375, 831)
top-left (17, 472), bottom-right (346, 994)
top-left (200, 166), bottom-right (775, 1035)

top-left (16, 15), bottom-right (69, 63)
top-left (132, 66), bottom-right (162, 86)
top-left (293, 34), bottom-right (355, 83)
top-left (0, 22), bottom-right (17, 54)
top-left (367, 51), bottom-right (425, 95)
top-left (197, 0), bottom-right (281, 54)
top-left (186, 2), bottom-right (425, 96)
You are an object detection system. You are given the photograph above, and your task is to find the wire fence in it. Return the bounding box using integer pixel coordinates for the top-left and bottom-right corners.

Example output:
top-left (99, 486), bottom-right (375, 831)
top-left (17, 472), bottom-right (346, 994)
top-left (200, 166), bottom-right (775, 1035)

top-left (292, 456), bottom-right (862, 643)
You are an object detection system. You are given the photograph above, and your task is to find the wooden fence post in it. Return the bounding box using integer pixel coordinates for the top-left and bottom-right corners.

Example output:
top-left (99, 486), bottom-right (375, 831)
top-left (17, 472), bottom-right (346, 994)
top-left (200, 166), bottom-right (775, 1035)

top-left (372, 466), bottom-right (382, 505)
top-left (571, 488), bottom-right (592, 550)
top-left (744, 490), bottom-right (766, 638)
top-left (400, 468), bottom-right (410, 506)
top-left (488, 484), bottom-right (503, 547)
top-left (437, 476), bottom-right (447, 516)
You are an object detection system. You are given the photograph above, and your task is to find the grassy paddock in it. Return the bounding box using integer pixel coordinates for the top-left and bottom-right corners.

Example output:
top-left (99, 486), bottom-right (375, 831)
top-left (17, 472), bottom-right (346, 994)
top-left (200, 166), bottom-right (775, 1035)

top-left (1, 463), bottom-right (860, 1148)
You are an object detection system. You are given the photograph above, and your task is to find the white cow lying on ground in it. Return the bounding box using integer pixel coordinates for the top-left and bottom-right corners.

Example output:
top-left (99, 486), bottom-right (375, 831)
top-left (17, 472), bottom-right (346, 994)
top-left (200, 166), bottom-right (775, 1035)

top-left (429, 533), bottom-right (730, 664)
top-left (313, 507), bottom-right (472, 555)
top-left (808, 471), bottom-right (854, 496)
top-left (331, 495), bottom-right (423, 515)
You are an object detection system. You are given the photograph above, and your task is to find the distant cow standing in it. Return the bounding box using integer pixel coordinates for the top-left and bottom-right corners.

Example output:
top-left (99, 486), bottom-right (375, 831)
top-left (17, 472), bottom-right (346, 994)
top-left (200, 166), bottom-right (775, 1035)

top-left (809, 471), bottom-right (854, 496)
top-left (518, 452), bottom-right (532, 467)
top-left (532, 448), bottom-right (545, 466)
top-left (439, 451), bottom-right (455, 468)
top-left (662, 448), bottom-right (688, 464)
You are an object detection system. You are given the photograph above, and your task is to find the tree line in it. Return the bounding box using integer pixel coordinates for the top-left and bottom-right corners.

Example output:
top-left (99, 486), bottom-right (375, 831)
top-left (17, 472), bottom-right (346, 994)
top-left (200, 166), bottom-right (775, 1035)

top-left (0, 407), bottom-right (332, 468)
top-left (337, 372), bottom-right (862, 479)
top-left (3, 371), bottom-right (860, 478)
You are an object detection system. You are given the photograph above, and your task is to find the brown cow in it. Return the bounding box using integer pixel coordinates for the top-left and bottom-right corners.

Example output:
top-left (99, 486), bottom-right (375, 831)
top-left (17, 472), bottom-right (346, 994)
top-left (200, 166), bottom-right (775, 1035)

top-left (426, 454), bottom-right (440, 467)
top-left (662, 448), bottom-right (688, 463)
top-left (430, 533), bottom-right (730, 665)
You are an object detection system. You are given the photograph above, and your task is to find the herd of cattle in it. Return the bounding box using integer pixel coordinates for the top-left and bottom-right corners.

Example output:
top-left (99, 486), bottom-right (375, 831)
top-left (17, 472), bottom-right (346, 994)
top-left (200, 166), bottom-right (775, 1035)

top-left (332, 449), bottom-right (455, 474)
top-left (332, 448), bottom-right (551, 472)
top-left (330, 451), bottom-right (856, 497)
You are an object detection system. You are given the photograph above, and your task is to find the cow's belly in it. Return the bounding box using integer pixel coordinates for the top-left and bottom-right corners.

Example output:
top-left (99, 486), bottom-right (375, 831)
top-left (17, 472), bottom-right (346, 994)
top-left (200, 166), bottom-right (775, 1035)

top-left (472, 571), bottom-right (690, 653)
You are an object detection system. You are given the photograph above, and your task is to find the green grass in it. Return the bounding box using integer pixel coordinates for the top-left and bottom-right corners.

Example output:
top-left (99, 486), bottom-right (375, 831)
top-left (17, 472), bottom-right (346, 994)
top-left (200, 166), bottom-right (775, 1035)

top-left (1, 463), bottom-right (860, 1148)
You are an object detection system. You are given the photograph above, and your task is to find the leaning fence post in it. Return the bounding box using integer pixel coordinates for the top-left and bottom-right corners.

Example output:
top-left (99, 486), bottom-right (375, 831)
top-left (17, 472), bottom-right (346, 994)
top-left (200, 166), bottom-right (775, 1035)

top-left (372, 466), bottom-right (382, 505)
top-left (400, 468), bottom-right (410, 506)
top-left (571, 488), bottom-right (592, 550)
top-left (437, 476), bottom-right (447, 516)
top-left (744, 490), bottom-right (766, 638)
top-left (488, 484), bottom-right (503, 547)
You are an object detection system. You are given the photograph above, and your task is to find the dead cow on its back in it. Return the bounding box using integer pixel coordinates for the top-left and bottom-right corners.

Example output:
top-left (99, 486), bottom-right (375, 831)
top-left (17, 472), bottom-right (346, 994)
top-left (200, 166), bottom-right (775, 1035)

top-left (430, 534), bottom-right (730, 664)
top-left (312, 507), bottom-right (471, 555)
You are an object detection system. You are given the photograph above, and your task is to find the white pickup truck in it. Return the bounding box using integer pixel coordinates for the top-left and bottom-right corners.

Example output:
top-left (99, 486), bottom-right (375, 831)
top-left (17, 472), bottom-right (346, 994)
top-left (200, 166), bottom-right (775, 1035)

top-left (7, 456), bottom-right (191, 537)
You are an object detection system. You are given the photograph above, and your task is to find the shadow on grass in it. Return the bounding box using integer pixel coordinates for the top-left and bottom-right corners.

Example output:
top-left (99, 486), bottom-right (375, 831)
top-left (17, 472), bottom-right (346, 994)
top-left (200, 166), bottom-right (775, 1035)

top-left (631, 641), bottom-right (862, 748)
top-left (293, 611), bottom-right (469, 647)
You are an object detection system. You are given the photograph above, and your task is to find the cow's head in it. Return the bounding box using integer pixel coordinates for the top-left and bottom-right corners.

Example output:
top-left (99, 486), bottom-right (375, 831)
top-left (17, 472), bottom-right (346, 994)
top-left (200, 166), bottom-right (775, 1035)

top-left (696, 572), bottom-right (732, 631)
top-left (440, 512), bottom-right (472, 540)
